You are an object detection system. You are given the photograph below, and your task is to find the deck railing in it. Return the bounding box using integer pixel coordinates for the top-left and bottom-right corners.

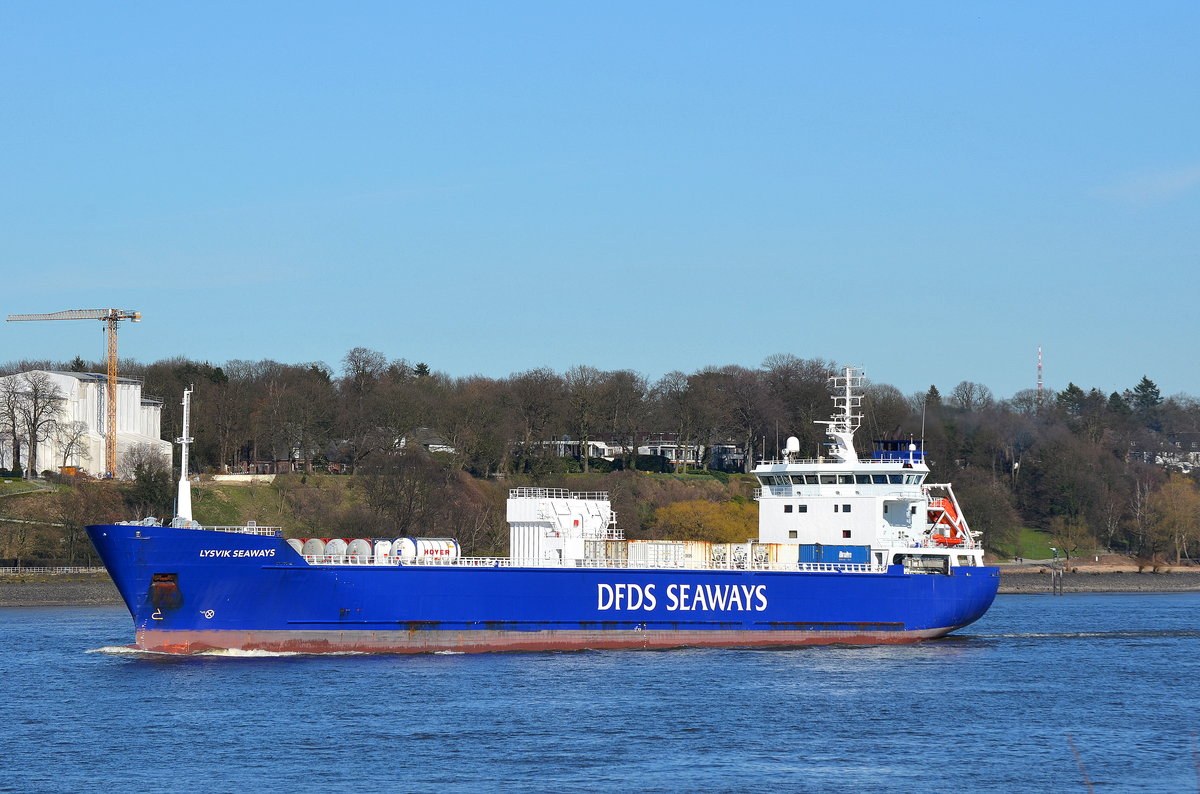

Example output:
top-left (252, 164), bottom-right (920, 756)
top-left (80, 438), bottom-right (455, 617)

top-left (509, 487), bottom-right (609, 501)
top-left (300, 555), bottom-right (887, 573)
top-left (0, 566), bottom-right (108, 575)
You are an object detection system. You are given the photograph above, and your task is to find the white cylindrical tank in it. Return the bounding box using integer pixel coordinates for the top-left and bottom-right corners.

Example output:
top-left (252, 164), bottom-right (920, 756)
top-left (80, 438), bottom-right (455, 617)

top-left (392, 538), bottom-right (460, 563)
top-left (347, 538), bottom-right (373, 563)
top-left (392, 537), bottom-right (415, 561)
top-left (286, 538), bottom-right (304, 554)
top-left (373, 540), bottom-right (394, 565)
top-left (324, 538), bottom-right (348, 557)
top-left (301, 538), bottom-right (327, 556)
top-left (418, 539), bottom-right (459, 563)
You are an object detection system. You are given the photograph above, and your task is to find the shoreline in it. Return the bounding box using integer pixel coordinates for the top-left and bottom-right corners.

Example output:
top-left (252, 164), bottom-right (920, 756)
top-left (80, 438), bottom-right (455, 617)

top-left (3, 568), bottom-right (1200, 606)
top-left (995, 567), bottom-right (1200, 594)
top-left (0, 576), bottom-right (122, 607)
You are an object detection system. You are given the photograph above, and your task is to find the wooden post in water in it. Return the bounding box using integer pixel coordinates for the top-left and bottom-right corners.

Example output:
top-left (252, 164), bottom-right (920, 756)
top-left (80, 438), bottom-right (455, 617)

top-left (1050, 549), bottom-right (1063, 595)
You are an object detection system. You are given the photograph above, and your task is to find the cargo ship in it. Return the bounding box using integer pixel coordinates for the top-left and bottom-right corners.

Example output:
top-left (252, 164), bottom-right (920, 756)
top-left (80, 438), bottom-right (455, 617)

top-left (87, 368), bottom-right (999, 654)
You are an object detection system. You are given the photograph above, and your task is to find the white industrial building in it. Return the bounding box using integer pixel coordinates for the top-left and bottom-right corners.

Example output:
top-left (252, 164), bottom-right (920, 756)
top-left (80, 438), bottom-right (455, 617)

top-left (0, 370), bottom-right (172, 478)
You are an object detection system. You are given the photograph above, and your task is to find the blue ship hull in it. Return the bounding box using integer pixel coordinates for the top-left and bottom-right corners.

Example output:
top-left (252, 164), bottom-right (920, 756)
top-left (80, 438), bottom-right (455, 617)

top-left (88, 523), bottom-right (999, 654)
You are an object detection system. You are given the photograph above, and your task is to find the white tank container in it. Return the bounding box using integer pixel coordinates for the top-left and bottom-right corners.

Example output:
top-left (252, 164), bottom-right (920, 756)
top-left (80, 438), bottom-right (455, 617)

top-left (393, 538), bottom-right (460, 563)
top-left (300, 538), bottom-right (327, 556)
top-left (346, 539), bottom-right (373, 563)
top-left (373, 540), bottom-right (394, 564)
top-left (324, 538), bottom-right (348, 557)
top-left (286, 538), bottom-right (304, 554)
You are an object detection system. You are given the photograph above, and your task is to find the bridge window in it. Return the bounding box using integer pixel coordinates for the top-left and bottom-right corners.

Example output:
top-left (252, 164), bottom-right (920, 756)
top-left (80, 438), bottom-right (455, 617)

top-left (889, 474), bottom-right (903, 484)
top-left (838, 475), bottom-right (854, 484)
top-left (856, 475), bottom-right (870, 484)
top-left (819, 474), bottom-right (836, 484)
top-left (872, 474), bottom-right (887, 484)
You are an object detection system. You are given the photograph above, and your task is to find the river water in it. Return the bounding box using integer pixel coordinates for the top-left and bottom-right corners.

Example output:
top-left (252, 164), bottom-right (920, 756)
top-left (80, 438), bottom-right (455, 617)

top-left (2, 593), bottom-right (1198, 792)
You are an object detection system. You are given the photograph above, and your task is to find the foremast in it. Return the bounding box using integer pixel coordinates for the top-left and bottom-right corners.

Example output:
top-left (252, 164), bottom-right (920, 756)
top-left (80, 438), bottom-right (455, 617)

top-left (176, 385), bottom-right (194, 524)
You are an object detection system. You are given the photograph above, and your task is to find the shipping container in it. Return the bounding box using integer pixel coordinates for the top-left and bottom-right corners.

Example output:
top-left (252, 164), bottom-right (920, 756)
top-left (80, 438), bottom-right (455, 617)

top-left (799, 544), bottom-right (871, 564)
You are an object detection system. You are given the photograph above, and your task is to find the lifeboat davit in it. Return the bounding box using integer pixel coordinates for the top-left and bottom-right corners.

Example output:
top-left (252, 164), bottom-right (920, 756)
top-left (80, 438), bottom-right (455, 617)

top-left (929, 497), bottom-right (966, 547)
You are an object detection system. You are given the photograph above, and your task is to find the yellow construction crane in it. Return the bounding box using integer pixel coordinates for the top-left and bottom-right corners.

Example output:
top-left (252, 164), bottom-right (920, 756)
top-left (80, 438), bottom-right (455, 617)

top-left (6, 309), bottom-right (142, 478)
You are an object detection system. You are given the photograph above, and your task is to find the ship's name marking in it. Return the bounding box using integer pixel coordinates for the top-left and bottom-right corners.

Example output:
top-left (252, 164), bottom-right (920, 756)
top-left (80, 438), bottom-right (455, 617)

top-left (596, 583), bottom-right (767, 612)
top-left (199, 549), bottom-right (276, 558)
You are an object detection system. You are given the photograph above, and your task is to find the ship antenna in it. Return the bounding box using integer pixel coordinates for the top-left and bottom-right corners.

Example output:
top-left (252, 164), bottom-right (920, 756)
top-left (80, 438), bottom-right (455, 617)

top-left (815, 366), bottom-right (863, 463)
top-left (920, 396), bottom-right (927, 455)
top-left (176, 385), bottom-right (194, 523)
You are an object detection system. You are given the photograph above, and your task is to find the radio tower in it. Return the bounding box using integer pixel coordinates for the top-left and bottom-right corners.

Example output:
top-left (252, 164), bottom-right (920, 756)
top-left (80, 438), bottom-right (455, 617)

top-left (1037, 345), bottom-right (1044, 410)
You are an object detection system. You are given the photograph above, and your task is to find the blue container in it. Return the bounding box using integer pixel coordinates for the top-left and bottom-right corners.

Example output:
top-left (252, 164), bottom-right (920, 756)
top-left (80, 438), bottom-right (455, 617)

top-left (799, 544), bottom-right (871, 564)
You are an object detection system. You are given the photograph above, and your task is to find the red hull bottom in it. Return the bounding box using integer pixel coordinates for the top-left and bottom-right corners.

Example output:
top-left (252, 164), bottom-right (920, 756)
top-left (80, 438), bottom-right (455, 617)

top-left (135, 626), bottom-right (959, 655)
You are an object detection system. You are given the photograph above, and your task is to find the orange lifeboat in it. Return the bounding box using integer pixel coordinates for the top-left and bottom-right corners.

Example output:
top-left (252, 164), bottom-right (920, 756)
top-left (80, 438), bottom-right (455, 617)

top-left (928, 497), bottom-right (966, 547)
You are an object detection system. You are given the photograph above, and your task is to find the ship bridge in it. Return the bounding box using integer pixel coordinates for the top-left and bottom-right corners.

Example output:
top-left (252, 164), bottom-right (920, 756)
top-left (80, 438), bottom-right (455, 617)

top-left (752, 367), bottom-right (981, 566)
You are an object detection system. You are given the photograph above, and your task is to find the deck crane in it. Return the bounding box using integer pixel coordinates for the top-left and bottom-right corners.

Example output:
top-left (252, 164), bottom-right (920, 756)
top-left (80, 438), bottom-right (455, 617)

top-left (5, 309), bottom-right (142, 478)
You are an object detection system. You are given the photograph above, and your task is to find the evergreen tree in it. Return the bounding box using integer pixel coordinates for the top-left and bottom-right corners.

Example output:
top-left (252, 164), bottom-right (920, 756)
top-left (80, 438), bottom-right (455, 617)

top-left (1107, 391), bottom-right (1131, 416)
top-left (1127, 376), bottom-right (1163, 431)
top-left (1057, 383), bottom-right (1086, 418)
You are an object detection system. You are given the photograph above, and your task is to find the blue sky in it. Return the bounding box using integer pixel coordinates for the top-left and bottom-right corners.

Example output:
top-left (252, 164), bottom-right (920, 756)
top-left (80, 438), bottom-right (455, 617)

top-left (2, 2), bottom-right (1197, 399)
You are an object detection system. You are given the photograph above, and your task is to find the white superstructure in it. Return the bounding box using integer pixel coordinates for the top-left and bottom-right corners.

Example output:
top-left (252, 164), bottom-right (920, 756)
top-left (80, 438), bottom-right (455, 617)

top-left (752, 367), bottom-right (984, 571)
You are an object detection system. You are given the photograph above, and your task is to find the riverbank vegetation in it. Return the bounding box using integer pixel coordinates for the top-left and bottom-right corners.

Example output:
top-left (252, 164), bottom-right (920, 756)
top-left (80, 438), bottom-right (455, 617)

top-left (3, 350), bottom-right (1199, 565)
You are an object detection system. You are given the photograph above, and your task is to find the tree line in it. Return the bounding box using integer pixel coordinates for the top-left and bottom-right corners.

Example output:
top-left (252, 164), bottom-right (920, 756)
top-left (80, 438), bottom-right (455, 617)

top-left (2, 349), bottom-right (1200, 564)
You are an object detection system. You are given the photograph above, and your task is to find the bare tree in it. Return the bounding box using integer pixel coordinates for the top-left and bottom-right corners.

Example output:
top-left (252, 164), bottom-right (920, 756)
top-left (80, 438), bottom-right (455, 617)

top-left (15, 372), bottom-right (65, 479)
top-left (359, 446), bottom-right (447, 536)
top-left (1125, 471), bottom-right (1158, 557)
top-left (55, 421), bottom-right (91, 469)
top-left (118, 441), bottom-right (171, 481)
top-left (949, 381), bottom-right (995, 412)
top-left (508, 368), bottom-right (566, 471)
top-left (0, 377), bottom-right (26, 475)
top-left (652, 371), bottom-right (700, 473)
top-left (121, 442), bottom-right (174, 518)
top-left (600, 370), bottom-right (648, 471)
top-left (761, 355), bottom-right (838, 455)
top-left (53, 482), bottom-right (125, 564)
top-left (0, 516), bottom-right (42, 567)
top-left (713, 365), bottom-right (772, 472)
top-left (564, 366), bottom-right (603, 473)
